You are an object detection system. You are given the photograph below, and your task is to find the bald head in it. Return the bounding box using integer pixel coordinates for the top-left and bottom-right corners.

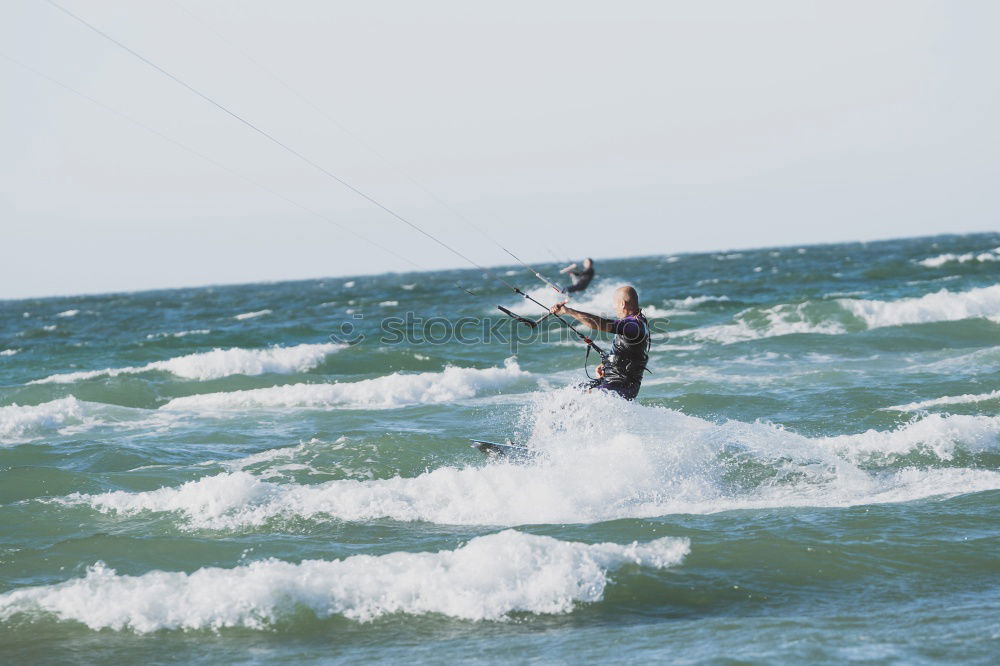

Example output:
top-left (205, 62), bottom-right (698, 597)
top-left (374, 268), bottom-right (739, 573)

top-left (614, 286), bottom-right (640, 317)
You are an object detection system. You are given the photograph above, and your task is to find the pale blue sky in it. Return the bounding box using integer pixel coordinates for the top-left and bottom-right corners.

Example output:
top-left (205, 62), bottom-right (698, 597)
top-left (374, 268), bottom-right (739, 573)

top-left (2, 0), bottom-right (998, 299)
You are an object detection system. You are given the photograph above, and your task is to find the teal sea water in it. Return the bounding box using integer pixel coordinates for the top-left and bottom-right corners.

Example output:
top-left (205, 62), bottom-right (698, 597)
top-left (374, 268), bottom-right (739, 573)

top-left (1, 232), bottom-right (998, 664)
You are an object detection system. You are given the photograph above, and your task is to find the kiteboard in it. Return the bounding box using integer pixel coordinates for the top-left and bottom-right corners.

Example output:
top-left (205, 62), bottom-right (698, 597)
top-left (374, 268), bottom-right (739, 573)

top-left (470, 439), bottom-right (535, 460)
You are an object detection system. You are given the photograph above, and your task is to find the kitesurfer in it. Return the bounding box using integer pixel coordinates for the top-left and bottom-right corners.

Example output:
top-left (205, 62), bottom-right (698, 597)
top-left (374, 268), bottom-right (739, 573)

top-left (560, 258), bottom-right (595, 294)
top-left (549, 285), bottom-right (650, 400)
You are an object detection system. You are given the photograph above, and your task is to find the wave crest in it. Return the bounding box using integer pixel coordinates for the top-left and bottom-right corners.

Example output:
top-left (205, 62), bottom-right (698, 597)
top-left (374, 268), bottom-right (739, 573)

top-left (681, 285), bottom-right (1000, 344)
top-left (840, 285), bottom-right (1000, 329)
top-left (0, 531), bottom-right (689, 631)
top-left (916, 246), bottom-right (1000, 268)
top-left (0, 397), bottom-right (87, 443)
top-left (60, 391), bottom-right (1000, 529)
top-left (160, 357), bottom-right (528, 411)
top-left (883, 391), bottom-right (1000, 412)
top-left (31, 343), bottom-right (344, 384)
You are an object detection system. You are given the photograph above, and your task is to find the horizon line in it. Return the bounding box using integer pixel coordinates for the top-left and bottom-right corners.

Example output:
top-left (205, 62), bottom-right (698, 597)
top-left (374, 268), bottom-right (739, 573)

top-left (2, 229), bottom-right (993, 304)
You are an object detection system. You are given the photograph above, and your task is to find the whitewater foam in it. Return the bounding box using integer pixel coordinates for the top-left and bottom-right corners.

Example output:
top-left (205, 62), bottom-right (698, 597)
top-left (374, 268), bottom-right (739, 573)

top-left (819, 413), bottom-right (1000, 461)
top-left (680, 285), bottom-right (1000, 344)
top-left (501, 281), bottom-right (622, 318)
top-left (145, 329), bottom-right (211, 340)
top-left (31, 343), bottom-right (344, 384)
top-left (500, 280), bottom-right (676, 320)
top-left (917, 246), bottom-right (1000, 268)
top-left (883, 391), bottom-right (1000, 412)
top-left (911, 346), bottom-right (1000, 376)
top-left (0, 397), bottom-right (87, 443)
top-left (668, 295), bottom-right (730, 309)
top-left (679, 302), bottom-right (847, 344)
top-left (0, 531), bottom-right (689, 631)
top-left (160, 357), bottom-right (529, 411)
top-left (216, 437), bottom-right (338, 479)
top-left (234, 309), bottom-right (272, 320)
top-left (63, 391), bottom-right (1000, 530)
top-left (840, 285), bottom-right (1000, 329)
top-left (0, 349), bottom-right (18, 357)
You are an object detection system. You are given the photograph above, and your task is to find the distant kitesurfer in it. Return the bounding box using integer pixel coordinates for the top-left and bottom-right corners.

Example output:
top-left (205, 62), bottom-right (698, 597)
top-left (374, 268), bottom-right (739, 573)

top-left (549, 285), bottom-right (650, 400)
top-left (560, 258), bottom-right (595, 294)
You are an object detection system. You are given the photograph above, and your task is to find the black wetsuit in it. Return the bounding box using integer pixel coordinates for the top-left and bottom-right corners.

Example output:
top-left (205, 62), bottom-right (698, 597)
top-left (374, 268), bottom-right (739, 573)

top-left (582, 313), bottom-right (650, 400)
top-left (565, 266), bottom-right (594, 293)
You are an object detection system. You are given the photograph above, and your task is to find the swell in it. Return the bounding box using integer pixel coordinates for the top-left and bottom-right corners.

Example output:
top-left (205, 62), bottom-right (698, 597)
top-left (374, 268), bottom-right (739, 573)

top-left (0, 530), bottom-right (689, 631)
top-left (30, 343), bottom-right (344, 384)
top-left (160, 357), bottom-right (529, 411)
top-left (50, 391), bottom-right (1000, 530)
top-left (678, 284), bottom-right (1000, 344)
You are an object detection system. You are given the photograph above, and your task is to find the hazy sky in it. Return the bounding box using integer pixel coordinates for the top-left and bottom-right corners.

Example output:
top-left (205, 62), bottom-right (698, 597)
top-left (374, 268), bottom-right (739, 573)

top-left (2, 0), bottom-right (998, 299)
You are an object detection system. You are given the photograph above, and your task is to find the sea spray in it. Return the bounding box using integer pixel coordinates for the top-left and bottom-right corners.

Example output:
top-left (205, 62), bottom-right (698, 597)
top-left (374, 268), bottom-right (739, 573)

top-left (56, 390), bottom-right (1000, 529)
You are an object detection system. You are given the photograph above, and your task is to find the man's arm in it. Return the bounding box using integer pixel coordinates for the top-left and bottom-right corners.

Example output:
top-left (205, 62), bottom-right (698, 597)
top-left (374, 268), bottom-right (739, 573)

top-left (559, 263), bottom-right (577, 274)
top-left (549, 302), bottom-right (615, 333)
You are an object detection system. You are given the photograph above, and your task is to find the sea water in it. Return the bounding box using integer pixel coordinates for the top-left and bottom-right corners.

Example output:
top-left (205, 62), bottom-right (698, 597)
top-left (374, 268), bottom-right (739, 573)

top-left (1, 233), bottom-right (997, 663)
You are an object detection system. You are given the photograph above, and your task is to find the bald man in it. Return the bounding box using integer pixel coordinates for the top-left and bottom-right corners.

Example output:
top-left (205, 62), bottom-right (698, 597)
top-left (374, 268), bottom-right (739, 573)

top-left (550, 286), bottom-right (651, 400)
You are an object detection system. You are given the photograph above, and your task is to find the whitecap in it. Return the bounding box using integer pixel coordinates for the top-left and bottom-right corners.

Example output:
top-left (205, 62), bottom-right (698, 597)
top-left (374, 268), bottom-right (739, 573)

top-left (160, 357), bottom-right (528, 411)
top-left (819, 413), bottom-right (1000, 461)
top-left (499, 281), bottom-right (631, 318)
top-left (882, 391), bottom-right (1000, 412)
top-left (64, 391), bottom-right (1000, 530)
top-left (916, 246), bottom-right (1000, 268)
top-left (0, 531), bottom-right (689, 631)
top-left (678, 285), bottom-right (1000, 344)
top-left (839, 285), bottom-right (1000, 329)
top-left (145, 329), bottom-right (211, 340)
top-left (32, 343), bottom-right (344, 384)
top-left (233, 309), bottom-right (271, 320)
top-left (668, 295), bottom-right (730, 308)
top-left (0, 397), bottom-right (87, 443)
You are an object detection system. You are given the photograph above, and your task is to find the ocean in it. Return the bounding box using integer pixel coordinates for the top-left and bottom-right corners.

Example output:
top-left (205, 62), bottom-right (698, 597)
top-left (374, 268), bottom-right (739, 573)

top-left (1, 232), bottom-right (997, 664)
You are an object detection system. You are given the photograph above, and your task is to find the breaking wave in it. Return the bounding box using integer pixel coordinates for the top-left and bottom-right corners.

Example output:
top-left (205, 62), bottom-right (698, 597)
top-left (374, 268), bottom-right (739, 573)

top-left (233, 309), bottom-right (272, 320)
top-left (916, 246), bottom-right (1000, 268)
top-left (883, 391), bottom-right (1000, 412)
top-left (160, 358), bottom-right (528, 411)
top-left (31, 343), bottom-right (344, 384)
top-left (500, 280), bottom-right (680, 321)
top-left (818, 413), bottom-right (1000, 461)
top-left (681, 285), bottom-right (1000, 344)
top-left (0, 531), bottom-right (689, 631)
top-left (0, 397), bottom-right (88, 443)
top-left (145, 329), bottom-right (211, 340)
top-left (666, 295), bottom-right (730, 309)
top-left (61, 390), bottom-right (1000, 530)
top-left (840, 285), bottom-right (1000, 329)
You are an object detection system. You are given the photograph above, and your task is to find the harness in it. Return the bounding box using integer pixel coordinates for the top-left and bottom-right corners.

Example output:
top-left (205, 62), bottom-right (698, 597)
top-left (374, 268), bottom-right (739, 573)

top-left (601, 313), bottom-right (651, 384)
